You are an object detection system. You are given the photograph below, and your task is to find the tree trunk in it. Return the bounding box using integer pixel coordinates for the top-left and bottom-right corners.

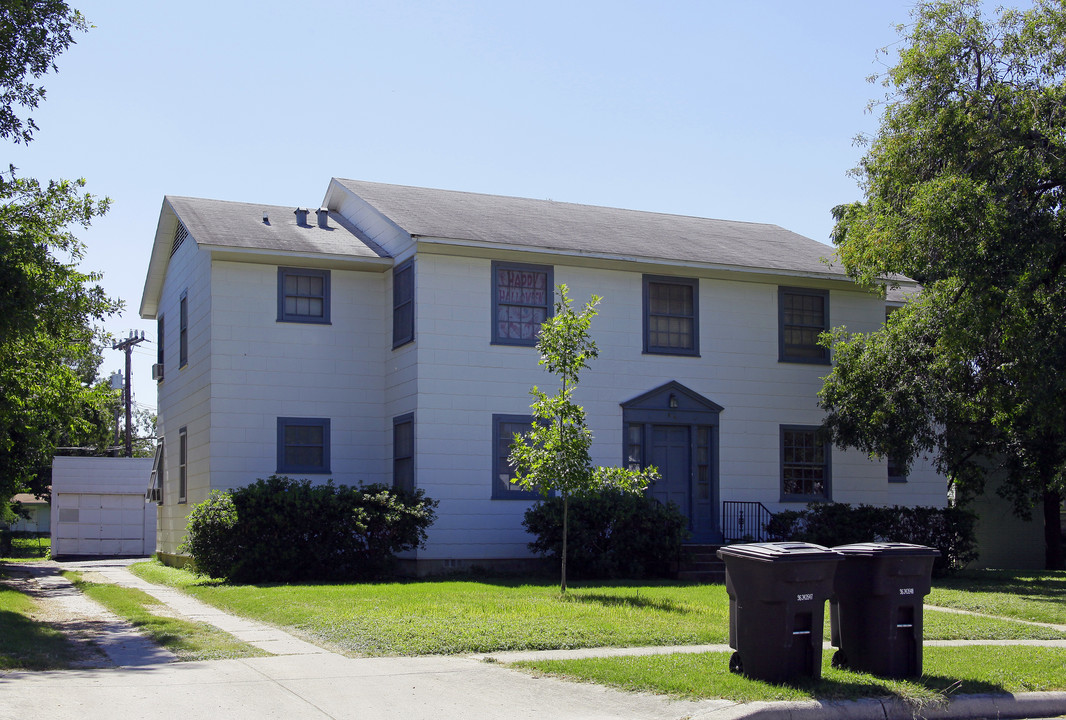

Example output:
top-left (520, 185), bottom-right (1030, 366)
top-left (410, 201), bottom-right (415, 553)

top-left (1044, 488), bottom-right (1064, 571)
top-left (561, 494), bottom-right (568, 593)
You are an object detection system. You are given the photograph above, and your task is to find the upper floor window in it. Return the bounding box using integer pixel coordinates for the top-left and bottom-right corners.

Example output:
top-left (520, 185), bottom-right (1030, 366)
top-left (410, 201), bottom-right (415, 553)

top-left (278, 267), bottom-right (330, 324)
top-left (276, 417), bottom-right (331, 474)
top-left (779, 287), bottom-right (829, 364)
top-left (492, 261), bottom-right (553, 346)
top-left (780, 425), bottom-right (830, 502)
top-left (492, 414), bottom-right (540, 499)
top-left (643, 275), bottom-right (699, 356)
top-left (179, 291), bottom-right (188, 368)
top-left (393, 260), bottom-right (414, 348)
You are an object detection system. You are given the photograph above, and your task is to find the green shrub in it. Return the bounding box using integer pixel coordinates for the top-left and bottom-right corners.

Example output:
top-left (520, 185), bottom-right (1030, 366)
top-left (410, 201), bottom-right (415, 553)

top-left (765, 502), bottom-right (977, 575)
top-left (180, 475), bottom-right (438, 583)
top-left (522, 491), bottom-right (689, 579)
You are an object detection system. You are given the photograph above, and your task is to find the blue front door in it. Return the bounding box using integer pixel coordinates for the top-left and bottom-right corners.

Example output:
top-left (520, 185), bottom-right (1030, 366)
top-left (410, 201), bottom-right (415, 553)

top-left (649, 425), bottom-right (691, 520)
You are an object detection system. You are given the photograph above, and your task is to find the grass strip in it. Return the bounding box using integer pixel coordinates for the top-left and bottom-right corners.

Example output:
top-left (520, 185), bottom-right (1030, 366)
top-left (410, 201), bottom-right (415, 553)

top-left (129, 562), bottom-right (1064, 656)
top-left (929, 570), bottom-right (1066, 626)
top-left (512, 646), bottom-right (1066, 703)
top-left (0, 584), bottom-right (85, 670)
top-left (63, 572), bottom-right (267, 662)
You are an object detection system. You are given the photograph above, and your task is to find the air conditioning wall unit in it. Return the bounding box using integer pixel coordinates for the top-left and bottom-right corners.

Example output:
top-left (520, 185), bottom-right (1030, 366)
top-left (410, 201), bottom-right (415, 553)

top-left (151, 363), bottom-right (164, 381)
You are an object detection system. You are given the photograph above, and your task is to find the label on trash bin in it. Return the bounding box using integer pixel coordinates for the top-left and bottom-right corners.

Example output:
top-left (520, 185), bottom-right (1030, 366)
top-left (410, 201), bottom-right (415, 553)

top-left (900, 588), bottom-right (914, 595)
top-left (796, 593), bottom-right (814, 601)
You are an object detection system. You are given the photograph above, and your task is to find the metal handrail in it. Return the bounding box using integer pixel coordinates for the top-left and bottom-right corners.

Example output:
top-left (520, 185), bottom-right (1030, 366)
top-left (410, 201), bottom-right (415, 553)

top-left (721, 501), bottom-right (775, 542)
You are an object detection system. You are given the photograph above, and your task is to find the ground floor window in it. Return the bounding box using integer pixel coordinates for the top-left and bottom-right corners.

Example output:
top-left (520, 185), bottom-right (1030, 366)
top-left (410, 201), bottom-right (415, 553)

top-left (492, 414), bottom-right (540, 499)
top-left (178, 428), bottom-right (187, 504)
top-left (276, 417), bottom-right (331, 474)
top-left (780, 425), bottom-right (830, 501)
top-left (393, 414), bottom-right (414, 492)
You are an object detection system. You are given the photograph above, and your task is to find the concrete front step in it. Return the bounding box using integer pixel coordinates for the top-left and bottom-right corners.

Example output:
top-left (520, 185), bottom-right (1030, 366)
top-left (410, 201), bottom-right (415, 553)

top-left (677, 544), bottom-right (726, 584)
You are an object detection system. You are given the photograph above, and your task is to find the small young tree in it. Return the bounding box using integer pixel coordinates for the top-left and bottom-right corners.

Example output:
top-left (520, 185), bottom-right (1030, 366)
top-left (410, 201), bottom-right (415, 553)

top-left (509, 285), bottom-right (659, 592)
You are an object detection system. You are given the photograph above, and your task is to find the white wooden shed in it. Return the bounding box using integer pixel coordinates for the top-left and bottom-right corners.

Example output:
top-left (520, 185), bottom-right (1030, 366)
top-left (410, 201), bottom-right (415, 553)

top-left (51, 456), bottom-right (156, 558)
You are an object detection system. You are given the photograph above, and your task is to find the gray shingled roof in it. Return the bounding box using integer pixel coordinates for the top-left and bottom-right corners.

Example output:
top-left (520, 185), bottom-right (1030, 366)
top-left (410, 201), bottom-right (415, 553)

top-left (167, 196), bottom-right (386, 259)
top-left (334, 179), bottom-right (845, 276)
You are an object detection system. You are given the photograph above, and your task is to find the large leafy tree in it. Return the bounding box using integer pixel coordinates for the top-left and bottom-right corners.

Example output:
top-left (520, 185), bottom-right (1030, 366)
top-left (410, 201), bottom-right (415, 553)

top-left (821, 0), bottom-right (1066, 569)
top-left (509, 285), bottom-right (659, 592)
top-left (1, 2), bottom-right (119, 507)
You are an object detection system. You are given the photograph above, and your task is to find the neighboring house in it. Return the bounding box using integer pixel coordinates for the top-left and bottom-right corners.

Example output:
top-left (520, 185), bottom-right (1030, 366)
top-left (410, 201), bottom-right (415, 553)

top-left (139, 179), bottom-right (945, 570)
top-left (7, 493), bottom-right (50, 535)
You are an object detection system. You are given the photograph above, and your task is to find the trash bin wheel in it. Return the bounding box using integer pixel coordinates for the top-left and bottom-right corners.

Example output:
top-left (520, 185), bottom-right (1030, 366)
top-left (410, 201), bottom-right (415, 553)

top-left (729, 652), bottom-right (743, 674)
top-left (831, 650), bottom-right (848, 669)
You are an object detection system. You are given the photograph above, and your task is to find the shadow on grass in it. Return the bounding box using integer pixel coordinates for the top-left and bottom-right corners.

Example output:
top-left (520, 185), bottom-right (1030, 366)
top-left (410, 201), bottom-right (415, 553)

top-left (0, 609), bottom-right (80, 671)
top-left (937, 569), bottom-right (1066, 601)
top-left (746, 670), bottom-right (1009, 708)
top-left (559, 592), bottom-right (690, 613)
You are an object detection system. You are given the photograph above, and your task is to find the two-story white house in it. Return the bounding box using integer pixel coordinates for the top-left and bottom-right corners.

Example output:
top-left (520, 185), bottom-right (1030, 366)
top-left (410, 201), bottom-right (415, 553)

top-left (139, 179), bottom-right (945, 570)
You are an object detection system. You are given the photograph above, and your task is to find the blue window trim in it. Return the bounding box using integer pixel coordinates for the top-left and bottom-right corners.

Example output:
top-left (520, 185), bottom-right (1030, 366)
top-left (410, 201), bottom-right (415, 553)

top-left (393, 259), bottom-right (415, 348)
top-left (491, 260), bottom-right (554, 347)
top-left (276, 417), bottom-right (331, 474)
top-left (778, 287), bottom-right (830, 364)
top-left (178, 426), bottom-right (187, 504)
top-left (887, 456), bottom-right (909, 484)
top-left (642, 274), bottom-right (700, 356)
top-left (277, 267), bottom-right (331, 324)
top-left (393, 413), bottom-right (415, 491)
top-left (179, 291), bottom-right (188, 369)
top-left (779, 424), bottom-right (832, 502)
top-left (492, 413), bottom-right (542, 500)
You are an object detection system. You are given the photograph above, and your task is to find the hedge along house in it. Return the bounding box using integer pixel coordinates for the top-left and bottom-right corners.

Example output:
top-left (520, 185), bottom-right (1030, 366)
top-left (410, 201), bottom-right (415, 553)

top-left (139, 179), bottom-right (945, 570)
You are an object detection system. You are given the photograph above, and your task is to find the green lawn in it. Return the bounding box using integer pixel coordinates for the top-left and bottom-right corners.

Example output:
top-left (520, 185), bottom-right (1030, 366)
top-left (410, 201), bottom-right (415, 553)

top-left (0, 536), bottom-right (50, 563)
top-left (928, 570), bottom-right (1066, 625)
top-left (63, 572), bottom-right (267, 662)
top-left (514, 646), bottom-right (1066, 703)
top-left (129, 562), bottom-right (1066, 656)
top-left (0, 584), bottom-right (88, 670)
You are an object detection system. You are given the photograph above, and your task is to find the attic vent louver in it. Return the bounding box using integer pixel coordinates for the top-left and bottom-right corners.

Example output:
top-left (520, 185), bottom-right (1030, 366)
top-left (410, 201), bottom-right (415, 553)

top-left (295, 207), bottom-right (310, 225)
top-left (170, 221), bottom-right (189, 257)
top-left (316, 208), bottom-right (329, 229)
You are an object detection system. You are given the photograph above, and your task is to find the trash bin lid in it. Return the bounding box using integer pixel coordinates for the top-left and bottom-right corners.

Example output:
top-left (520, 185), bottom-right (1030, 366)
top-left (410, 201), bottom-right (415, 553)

top-left (717, 541), bottom-right (839, 562)
top-left (832, 542), bottom-right (940, 557)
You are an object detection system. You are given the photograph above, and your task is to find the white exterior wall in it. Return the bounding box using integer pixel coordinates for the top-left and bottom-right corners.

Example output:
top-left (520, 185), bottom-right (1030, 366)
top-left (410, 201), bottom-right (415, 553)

top-left (154, 236), bottom-right (212, 555)
top-left (409, 251), bottom-right (945, 561)
top-left (208, 260), bottom-right (389, 490)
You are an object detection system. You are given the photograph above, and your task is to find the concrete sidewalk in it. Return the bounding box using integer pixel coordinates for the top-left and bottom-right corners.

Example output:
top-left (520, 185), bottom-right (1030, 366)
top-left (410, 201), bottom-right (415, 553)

top-left (1, 559), bottom-right (1065, 720)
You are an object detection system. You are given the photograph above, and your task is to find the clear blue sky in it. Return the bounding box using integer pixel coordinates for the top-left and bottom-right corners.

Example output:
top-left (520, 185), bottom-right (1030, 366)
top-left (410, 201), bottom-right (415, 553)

top-left (6, 0), bottom-right (1018, 412)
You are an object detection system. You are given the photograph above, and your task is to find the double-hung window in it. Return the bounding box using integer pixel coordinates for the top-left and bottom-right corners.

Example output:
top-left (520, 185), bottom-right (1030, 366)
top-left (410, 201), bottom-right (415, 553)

top-left (277, 418), bottom-right (331, 474)
top-left (492, 261), bottom-right (553, 346)
top-left (492, 414), bottom-right (540, 499)
top-left (179, 291), bottom-right (188, 368)
top-left (278, 267), bottom-right (330, 324)
top-left (178, 427), bottom-right (188, 504)
top-left (393, 260), bottom-right (414, 348)
top-left (643, 275), bottom-right (699, 355)
top-left (780, 425), bottom-right (830, 501)
top-left (779, 287), bottom-right (829, 363)
top-left (393, 414), bottom-right (414, 492)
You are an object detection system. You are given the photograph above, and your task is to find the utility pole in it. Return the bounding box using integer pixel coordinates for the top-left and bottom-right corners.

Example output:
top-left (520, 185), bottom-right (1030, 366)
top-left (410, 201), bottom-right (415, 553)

top-left (112, 330), bottom-right (146, 457)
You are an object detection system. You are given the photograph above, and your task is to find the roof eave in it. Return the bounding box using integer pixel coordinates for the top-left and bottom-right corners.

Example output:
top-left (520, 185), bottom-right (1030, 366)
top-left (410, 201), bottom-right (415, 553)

top-left (411, 234), bottom-right (858, 285)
